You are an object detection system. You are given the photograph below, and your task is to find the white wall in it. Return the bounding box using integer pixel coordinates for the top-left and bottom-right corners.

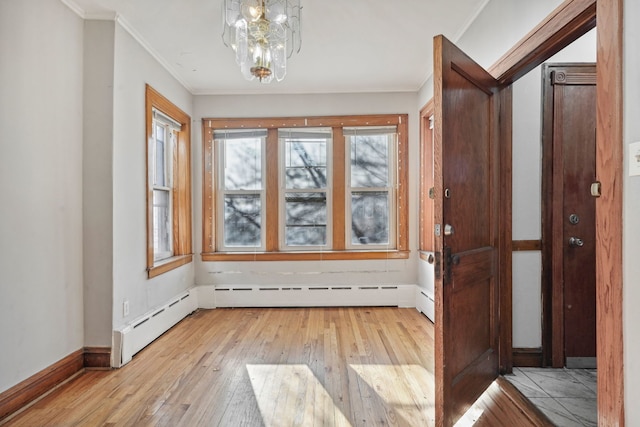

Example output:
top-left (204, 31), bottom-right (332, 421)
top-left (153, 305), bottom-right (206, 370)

top-left (0, 0), bottom-right (84, 392)
top-left (111, 22), bottom-right (195, 330)
top-left (418, 0), bottom-right (565, 108)
top-left (83, 20), bottom-right (115, 347)
top-left (193, 93), bottom-right (420, 288)
top-left (624, 0), bottom-right (640, 422)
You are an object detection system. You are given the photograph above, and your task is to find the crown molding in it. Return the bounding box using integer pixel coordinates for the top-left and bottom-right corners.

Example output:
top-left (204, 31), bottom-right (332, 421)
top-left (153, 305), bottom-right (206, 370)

top-left (60, 0), bottom-right (85, 19)
top-left (114, 15), bottom-right (194, 93)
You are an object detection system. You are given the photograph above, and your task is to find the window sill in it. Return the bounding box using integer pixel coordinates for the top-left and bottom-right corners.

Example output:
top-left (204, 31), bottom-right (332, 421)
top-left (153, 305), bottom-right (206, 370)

top-left (148, 254), bottom-right (193, 278)
top-left (201, 250), bottom-right (410, 262)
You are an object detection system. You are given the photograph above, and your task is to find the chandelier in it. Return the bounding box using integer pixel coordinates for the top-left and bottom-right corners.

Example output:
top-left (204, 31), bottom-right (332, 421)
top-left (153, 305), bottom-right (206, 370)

top-left (222, 0), bottom-right (302, 83)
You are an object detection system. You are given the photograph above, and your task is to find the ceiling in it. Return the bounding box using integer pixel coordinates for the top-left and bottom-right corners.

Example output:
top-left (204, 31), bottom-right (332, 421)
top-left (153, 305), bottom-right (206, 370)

top-left (67, 0), bottom-right (489, 95)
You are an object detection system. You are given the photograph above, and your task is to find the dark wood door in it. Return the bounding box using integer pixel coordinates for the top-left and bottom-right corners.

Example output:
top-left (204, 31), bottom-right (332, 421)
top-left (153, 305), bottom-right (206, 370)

top-left (543, 64), bottom-right (596, 368)
top-left (433, 35), bottom-right (502, 427)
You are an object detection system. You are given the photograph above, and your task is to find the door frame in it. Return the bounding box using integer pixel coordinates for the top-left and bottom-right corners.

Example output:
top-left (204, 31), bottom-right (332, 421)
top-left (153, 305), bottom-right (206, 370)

top-left (540, 63), bottom-right (597, 368)
top-left (424, 0), bottom-right (622, 423)
top-left (485, 0), bottom-right (623, 424)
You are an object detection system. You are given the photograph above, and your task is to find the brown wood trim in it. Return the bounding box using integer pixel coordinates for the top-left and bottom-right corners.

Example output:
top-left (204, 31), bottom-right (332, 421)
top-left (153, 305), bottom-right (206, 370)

top-left (487, 0), bottom-right (596, 85)
top-left (205, 114), bottom-right (405, 130)
top-left (419, 100), bottom-right (435, 252)
top-left (174, 120), bottom-right (192, 256)
top-left (512, 240), bottom-right (542, 251)
top-left (550, 75), bottom-right (566, 368)
top-left (0, 350), bottom-right (84, 421)
top-left (596, 0), bottom-right (624, 425)
top-left (148, 254), bottom-right (193, 279)
top-left (552, 69), bottom-right (597, 85)
top-left (201, 250), bottom-right (410, 262)
top-left (265, 129), bottom-right (279, 252)
top-left (83, 347), bottom-right (111, 370)
top-left (499, 86), bottom-right (514, 374)
top-left (512, 348), bottom-right (543, 367)
top-left (541, 64), bottom-right (555, 368)
top-left (332, 127), bottom-right (346, 250)
top-left (202, 126), bottom-right (215, 253)
top-left (397, 116), bottom-right (409, 252)
top-left (495, 377), bottom-right (554, 426)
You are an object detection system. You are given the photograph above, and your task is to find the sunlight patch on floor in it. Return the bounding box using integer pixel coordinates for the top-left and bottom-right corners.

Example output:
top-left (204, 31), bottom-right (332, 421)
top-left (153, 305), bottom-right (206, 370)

top-left (246, 364), bottom-right (352, 427)
top-left (349, 364), bottom-right (435, 426)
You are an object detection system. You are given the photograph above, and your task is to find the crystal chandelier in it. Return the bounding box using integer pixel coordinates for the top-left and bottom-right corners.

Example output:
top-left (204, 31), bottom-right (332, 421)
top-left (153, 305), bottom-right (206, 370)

top-left (222, 0), bottom-right (302, 83)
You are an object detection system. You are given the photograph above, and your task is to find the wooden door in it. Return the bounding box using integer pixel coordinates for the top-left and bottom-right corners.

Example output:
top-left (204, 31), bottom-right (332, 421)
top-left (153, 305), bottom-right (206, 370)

top-left (542, 63), bottom-right (597, 368)
top-left (433, 35), bottom-right (502, 427)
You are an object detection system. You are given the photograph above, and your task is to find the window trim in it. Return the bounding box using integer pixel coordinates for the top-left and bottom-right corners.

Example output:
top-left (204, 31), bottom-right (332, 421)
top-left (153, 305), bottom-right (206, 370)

top-left (201, 114), bottom-right (409, 261)
top-left (146, 84), bottom-right (193, 277)
top-left (419, 100), bottom-right (435, 259)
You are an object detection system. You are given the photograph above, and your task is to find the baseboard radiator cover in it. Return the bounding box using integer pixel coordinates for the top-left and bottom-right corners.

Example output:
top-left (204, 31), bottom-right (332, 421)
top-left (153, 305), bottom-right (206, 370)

top-left (111, 291), bottom-right (197, 368)
top-left (203, 284), bottom-right (417, 308)
top-left (416, 288), bottom-right (435, 322)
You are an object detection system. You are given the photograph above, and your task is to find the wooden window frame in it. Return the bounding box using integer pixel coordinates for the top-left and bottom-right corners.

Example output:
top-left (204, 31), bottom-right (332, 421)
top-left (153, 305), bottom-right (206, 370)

top-left (201, 114), bottom-right (409, 261)
top-left (145, 84), bottom-right (192, 278)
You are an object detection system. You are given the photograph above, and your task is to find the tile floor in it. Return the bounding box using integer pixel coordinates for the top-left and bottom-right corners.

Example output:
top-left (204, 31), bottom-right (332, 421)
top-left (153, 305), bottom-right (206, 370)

top-left (504, 368), bottom-right (597, 426)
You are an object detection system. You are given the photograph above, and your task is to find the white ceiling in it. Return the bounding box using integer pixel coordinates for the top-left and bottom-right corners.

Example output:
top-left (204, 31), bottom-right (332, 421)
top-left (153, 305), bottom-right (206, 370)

top-left (66, 0), bottom-right (489, 95)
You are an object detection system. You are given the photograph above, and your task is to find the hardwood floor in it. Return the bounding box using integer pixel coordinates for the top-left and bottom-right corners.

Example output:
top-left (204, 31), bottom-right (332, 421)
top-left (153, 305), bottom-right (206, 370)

top-left (2, 307), bottom-right (550, 426)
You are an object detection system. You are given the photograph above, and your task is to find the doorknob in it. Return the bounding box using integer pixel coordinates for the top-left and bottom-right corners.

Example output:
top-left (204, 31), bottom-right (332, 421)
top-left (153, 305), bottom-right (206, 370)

top-left (444, 224), bottom-right (454, 236)
top-left (569, 237), bottom-right (584, 248)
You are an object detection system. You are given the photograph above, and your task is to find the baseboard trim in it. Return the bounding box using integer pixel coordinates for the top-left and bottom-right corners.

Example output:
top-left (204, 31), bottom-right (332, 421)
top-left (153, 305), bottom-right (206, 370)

top-left (513, 347), bottom-right (543, 367)
top-left (0, 349), bottom-right (84, 421)
top-left (0, 346), bottom-right (113, 421)
top-left (83, 347), bottom-right (111, 369)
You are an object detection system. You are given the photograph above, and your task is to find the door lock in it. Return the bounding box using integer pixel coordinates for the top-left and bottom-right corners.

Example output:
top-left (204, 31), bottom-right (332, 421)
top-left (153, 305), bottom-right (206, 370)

top-left (569, 214), bottom-right (580, 225)
top-left (569, 237), bottom-right (584, 248)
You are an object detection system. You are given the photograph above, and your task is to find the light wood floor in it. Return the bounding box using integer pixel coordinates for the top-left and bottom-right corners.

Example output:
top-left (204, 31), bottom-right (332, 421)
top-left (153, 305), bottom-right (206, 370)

top-left (3, 307), bottom-right (549, 427)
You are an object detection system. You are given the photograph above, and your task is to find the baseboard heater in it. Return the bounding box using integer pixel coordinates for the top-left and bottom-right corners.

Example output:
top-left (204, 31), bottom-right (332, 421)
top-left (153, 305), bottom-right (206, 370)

top-left (111, 291), bottom-right (197, 368)
top-left (212, 284), bottom-right (415, 308)
top-left (416, 289), bottom-right (435, 322)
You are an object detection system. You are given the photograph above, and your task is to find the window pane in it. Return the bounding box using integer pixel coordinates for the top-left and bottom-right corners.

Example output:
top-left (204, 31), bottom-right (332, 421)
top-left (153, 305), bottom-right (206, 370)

top-left (154, 124), bottom-right (166, 187)
top-left (350, 135), bottom-right (390, 188)
top-left (153, 189), bottom-right (171, 256)
top-left (285, 192), bottom-right (326, 246)
top-left (223, 138), bottom-right (262, 190)
top-left (351, 191), bottom-right (389, 245)
top-left (285, 140), bottom-right (327, 189)
top-left (224, 194), bottom-right (261, 247)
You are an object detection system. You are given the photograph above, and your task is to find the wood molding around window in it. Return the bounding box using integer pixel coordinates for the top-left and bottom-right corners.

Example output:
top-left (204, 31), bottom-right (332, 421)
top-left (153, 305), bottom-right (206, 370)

top-left (201, 114), bottom-right (409, 261)
top-left (419, 99), bottom-right (435, 253)
top-left (145, 85), bottom-right (193, 278)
